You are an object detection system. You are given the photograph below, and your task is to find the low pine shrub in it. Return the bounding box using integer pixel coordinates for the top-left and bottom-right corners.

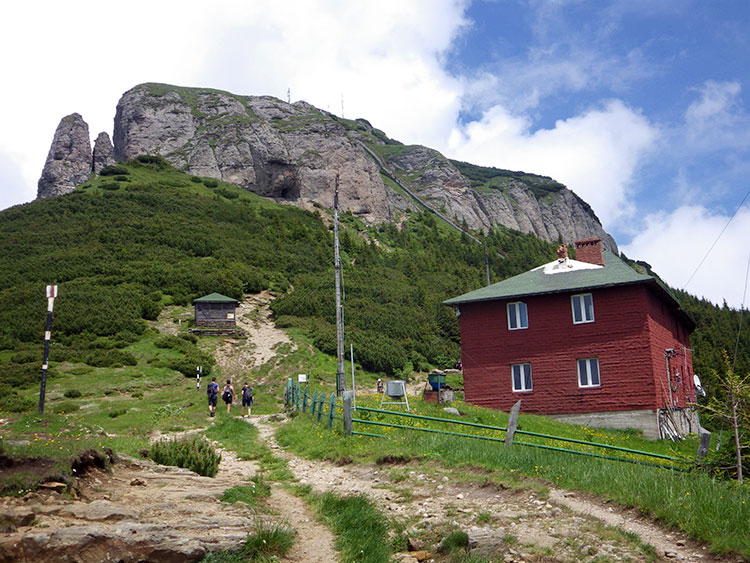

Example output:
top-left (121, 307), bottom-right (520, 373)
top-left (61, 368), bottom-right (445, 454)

top-left (99, 164), bottom-right (129, 176)
top-left (63, 389), bottom-right (82, 398)
top-left (215, 187), bottom-right (238, 199)
top-left (190, 176), bottom-right (203, 183)
top-left (0, 391), bottom-right (35, 413)
top-left (101, 182), bottom-right (120, 191)
top-left (135, 155), bottom-right (168, 166)
top-left (202, 178), bottom-right (219, 188)
top-left (52, 401), bottom-right (80, 414)
top-left (149, 436), bottom-right (221, 477)
top-left (86, 349), bottom-right (138, 368)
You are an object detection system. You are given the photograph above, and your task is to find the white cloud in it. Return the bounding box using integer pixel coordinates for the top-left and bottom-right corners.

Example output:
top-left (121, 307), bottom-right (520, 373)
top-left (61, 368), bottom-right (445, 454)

top-left (445, 99), bottom-right (658, 228)
top-left (0, 0), bottom-right (470, 209)
top-left (682, 80), bottom-right (750, 153)
top-left (621, 204), bottom-right (750, 308)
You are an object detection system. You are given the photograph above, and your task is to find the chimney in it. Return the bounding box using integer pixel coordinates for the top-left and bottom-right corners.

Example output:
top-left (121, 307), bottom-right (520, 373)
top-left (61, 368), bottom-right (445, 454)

top-left (574, 238), bottom-right (604, 266)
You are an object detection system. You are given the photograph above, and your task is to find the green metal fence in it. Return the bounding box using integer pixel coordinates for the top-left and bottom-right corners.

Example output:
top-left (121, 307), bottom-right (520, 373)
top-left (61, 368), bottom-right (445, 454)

top-left (283, 379), bottom-right (686, 470)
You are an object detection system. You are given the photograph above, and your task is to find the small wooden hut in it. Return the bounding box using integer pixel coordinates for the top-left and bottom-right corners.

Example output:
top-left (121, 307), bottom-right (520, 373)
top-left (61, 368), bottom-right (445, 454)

top-left (193, 293), bottom-right (239, 328)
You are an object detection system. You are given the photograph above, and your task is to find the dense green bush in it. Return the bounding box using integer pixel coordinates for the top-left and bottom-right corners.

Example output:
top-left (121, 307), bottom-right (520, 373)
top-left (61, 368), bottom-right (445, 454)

top-left (101, 182), bottom-right (120, 190)
top-left (0, 390), bottom-right (35, 413)
top-left (85, 349), bottom-right (138, 368)
top-left (202, 178), bottom-right (219, 188)
top-left (63, 389), bottom-right (82, 398)
top-left (215, 187), bottom-right (239, 199)
top-left (149, 436), bottom-right (221, 477)
top-left (99, 164), bottom-right (129, 176)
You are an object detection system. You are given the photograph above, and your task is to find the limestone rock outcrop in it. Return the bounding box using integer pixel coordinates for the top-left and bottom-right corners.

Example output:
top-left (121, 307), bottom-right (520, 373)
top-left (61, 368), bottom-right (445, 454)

top-left (113, 84), bottom-right (399, 223)
top-left (37, 83), bottom-right (617, 249)
top-left (92, 132), bottom-right (115, 173)
top-left (37, 113), bottom-right (92, 199)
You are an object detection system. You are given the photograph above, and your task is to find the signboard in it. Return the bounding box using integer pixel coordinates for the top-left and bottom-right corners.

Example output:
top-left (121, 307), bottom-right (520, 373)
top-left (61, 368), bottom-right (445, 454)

top-left (46, 285), bottom-right (58, 298)
top-left (298, 374), bottom-right (307, 383)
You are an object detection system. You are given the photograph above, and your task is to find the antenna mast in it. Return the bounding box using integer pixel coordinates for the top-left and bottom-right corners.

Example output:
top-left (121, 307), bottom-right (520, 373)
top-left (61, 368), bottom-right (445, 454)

top-left (334, 174), bottom-right (346, 396)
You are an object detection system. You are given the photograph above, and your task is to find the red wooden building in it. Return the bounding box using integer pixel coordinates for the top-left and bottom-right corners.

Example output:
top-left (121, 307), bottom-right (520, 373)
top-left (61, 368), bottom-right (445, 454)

top-left (444, 239), bottom-right (698, 439)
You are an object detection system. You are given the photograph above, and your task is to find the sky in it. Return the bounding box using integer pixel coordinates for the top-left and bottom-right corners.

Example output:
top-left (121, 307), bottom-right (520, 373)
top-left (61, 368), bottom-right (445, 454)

top-left (1, 0), bottom-right (748, 308)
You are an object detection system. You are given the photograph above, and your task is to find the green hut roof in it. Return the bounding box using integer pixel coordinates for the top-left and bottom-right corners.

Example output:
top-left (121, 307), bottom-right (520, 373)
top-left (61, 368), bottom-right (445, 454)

top-left (444, 250), bottom-right (694, 329)
top-left (193, 293), bottom-right (239, 304)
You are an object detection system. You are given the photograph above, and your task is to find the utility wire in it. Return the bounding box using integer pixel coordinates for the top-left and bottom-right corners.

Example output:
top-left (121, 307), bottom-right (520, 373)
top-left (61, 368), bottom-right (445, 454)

top-left (683, 189), bottom-right (749, 291)
top-left (732, 249), bottom-right (750, 372)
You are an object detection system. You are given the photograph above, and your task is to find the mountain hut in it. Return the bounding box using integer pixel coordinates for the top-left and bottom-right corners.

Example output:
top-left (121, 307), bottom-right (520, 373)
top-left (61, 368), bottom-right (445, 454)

top-left (193, 293), bottom-right (239, 328)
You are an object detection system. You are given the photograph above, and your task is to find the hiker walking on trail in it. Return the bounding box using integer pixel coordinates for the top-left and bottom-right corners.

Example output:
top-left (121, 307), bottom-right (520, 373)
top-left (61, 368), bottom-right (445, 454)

top-left (241, 382), bottom-right (254, 417)
top-left (222, 379), bottom-right (235, 414)
top-left (207, 377), bottom-right (219, 417)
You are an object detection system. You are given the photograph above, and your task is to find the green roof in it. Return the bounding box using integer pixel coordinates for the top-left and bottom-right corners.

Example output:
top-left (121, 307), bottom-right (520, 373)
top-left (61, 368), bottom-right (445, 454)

top-left (444, 250), bottom-right (655, 306)
top-left (193, 293), bottom-right (239, 303)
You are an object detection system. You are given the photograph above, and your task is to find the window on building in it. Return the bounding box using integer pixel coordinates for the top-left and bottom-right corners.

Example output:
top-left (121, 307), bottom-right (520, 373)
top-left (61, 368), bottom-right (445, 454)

top-left (507, 302), bottom-right (528, 330)
top-left (571, 293), bottom-right (594, 324)
top-left (512, 363), bottom-right (532, 392)
top-left (577, 358), bottom-right (601, 387)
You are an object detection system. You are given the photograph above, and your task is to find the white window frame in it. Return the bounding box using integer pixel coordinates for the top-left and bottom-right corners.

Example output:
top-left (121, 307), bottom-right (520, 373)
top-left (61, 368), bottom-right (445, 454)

top-left (577, 358), bottom-right (601, 388)
top-left (511, 363), bottom-right (532, 392)
top-left (507, 301), bottom-right (528, 330)
top-left (571, 293), bottom-right (595, 324)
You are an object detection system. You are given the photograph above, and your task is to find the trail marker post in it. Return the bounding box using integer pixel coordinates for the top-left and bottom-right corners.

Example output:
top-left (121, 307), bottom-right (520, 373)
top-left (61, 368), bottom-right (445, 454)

top-left (38, 285), bottom-right (58, 414)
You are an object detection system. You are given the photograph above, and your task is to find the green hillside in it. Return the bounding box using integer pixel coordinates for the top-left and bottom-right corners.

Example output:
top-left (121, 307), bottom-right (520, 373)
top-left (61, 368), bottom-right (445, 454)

top-left (0, 156), bottom-right (559, 410)
top-left (0, 155), bottom-right (746, 413)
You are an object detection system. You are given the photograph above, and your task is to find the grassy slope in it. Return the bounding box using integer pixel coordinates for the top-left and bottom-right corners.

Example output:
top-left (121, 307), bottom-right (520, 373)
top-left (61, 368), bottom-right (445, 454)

top-left (277, 395), bottom-right (750, 559)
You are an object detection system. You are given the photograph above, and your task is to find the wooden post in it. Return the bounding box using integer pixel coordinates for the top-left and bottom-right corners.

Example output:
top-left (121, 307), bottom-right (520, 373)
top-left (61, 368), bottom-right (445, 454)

top-left (505, 400), bottom-right (522, 447)
top-left (327, 393), bottom-right (336, 428)
top-left (343, 391), bottom-right (353, 436)
top-left (317, 393), bottom-right (326, 423)
top-left (334, 176), bottom-right (346, 396)
top-left (296, 382), bottom-right (301, 410)
top-left (696, 427), bottom-right (711, 460)
top-left (311, 390), bottom-right (319, 416)
top-left (302, 388), bottom-right (309, 413)
top-left (38, 285), bottom-right (58, 414)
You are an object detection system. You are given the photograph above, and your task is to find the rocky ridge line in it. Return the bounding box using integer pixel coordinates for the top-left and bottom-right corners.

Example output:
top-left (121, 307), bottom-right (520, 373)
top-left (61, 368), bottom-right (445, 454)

top-left (36, 83), bottom-right (617, 250)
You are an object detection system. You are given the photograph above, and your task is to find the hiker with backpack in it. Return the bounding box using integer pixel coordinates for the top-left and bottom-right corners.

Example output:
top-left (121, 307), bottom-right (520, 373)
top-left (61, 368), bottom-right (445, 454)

top-left (207, 377), bottom-right (219, 417)
top-left (222, 379), bottom-right (235, 413)
top-left (241, 382), bottom-right (254, 417)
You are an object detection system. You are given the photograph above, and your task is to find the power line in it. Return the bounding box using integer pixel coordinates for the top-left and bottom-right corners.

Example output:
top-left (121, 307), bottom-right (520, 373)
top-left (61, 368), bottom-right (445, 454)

top-left (683, 189), bottom-right (749, 291)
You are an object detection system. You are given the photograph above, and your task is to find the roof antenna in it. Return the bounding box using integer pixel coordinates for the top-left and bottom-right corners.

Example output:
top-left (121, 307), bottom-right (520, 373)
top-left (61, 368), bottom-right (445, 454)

top-left (287, 88), bottom-right (291, 104)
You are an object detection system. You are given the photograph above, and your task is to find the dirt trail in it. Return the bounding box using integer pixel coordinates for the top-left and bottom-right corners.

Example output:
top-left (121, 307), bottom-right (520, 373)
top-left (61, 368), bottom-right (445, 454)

top-left (251, 415), bottom-right (722, 562)
top-left (214, 292), bottom-right (295, 380)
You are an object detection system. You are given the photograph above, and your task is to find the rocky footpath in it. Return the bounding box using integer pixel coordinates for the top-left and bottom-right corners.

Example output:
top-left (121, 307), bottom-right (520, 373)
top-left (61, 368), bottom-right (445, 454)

top-left (0, 451), bottom-right (257, 562)
top-left (37, 82), bottom-right (617, 250)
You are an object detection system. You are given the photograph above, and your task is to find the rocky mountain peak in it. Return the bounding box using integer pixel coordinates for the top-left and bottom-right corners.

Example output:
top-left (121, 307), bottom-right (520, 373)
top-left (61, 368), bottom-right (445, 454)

top-left (37, 113), bottom-right (92, 199)
top-left (36, 83), bottom-right (617, 251)
top-left (92, 132), bottom-right (115, 173)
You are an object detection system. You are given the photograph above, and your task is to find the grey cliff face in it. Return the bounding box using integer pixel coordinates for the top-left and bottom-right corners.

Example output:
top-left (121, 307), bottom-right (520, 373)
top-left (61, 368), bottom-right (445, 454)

top-left (39, 83), bottom-right (617, 250)
top-left (112, 84), bottom-right (400, 223)
top-left (37, 113), bottom-right (92, 199)
top-left (92, 132), bottom-right (115, 173)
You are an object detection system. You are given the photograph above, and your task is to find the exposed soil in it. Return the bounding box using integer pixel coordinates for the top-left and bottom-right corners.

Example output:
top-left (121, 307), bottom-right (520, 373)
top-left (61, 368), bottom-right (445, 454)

top-left (214, 291), bottom-right (295, 380)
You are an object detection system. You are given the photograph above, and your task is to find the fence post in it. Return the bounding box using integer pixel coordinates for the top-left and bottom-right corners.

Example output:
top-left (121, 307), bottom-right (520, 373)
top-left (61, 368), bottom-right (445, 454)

top-left (303, 388), bottom-right (309, 413)
top-left (505, 400), bottom-right (522, 447)
top-left (296, 382), bottom-right (301, 410)
top-left (343, 391), bottom-right (353, 436)
top-left (311, 390), bottom-right (318, 416)
top-left (317, 393), bottom-right (326, 423)
top-left (327, 393), bottom-right (336, 429)
top-left (285, 378), bottom-right (293, 407)
top-left (696, 427), bottom-right (711, 460)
